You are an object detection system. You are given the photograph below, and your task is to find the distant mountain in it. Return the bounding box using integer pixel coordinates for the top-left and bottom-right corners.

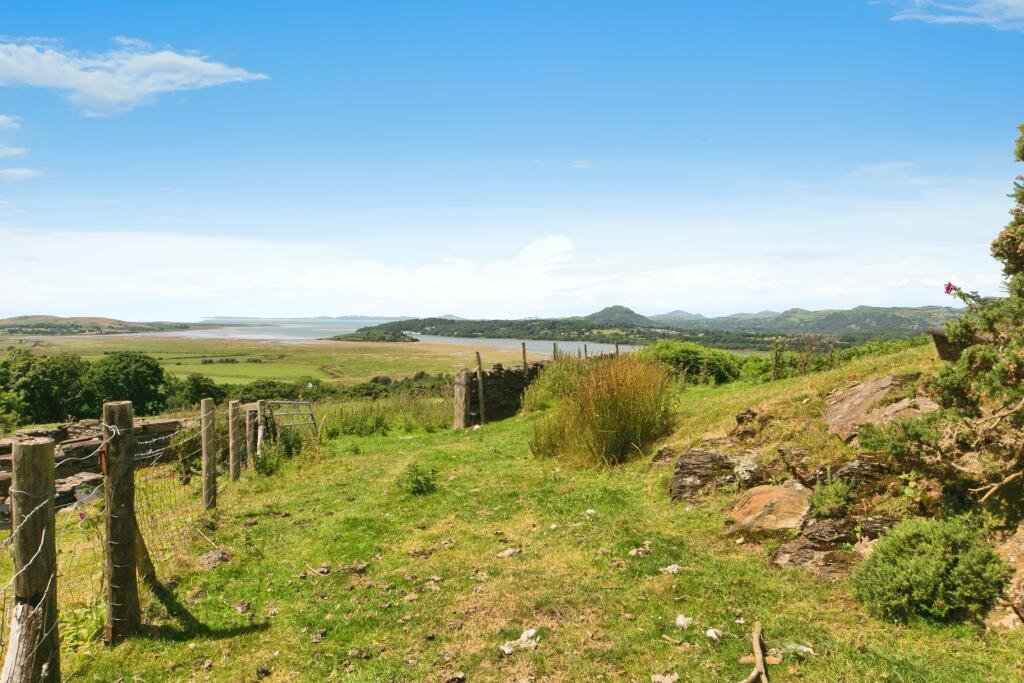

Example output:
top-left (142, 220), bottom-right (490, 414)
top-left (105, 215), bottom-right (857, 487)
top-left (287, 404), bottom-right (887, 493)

top-left (583, 306), bottom-right (655, 327)
top-left (654, 305), bottom-right (961, 336)
top-left (649, 310), bottom-right (706, 324)
top-left (437, 314), bottom-right (466, 321)
top-left (722, 310), bottom-right (782, 320)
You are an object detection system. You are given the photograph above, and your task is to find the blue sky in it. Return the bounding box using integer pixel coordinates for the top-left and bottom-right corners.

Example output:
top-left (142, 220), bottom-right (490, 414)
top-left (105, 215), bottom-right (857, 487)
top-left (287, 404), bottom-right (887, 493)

top-left (1, 1), bottom-right (1022, 320)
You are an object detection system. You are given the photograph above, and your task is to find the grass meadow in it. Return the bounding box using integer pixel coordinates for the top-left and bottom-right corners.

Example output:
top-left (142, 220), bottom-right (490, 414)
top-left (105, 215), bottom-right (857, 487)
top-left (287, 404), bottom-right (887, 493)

top-left (56, 343), bottom-right (1024, 682)
top-left (2, 335), bottom-right (540, 385)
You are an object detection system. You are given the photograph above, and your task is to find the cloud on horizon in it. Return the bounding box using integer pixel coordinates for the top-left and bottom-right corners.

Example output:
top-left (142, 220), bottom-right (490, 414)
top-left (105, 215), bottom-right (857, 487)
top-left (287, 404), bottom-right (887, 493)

top-left (0, 36), bottom-right (267, 115)
top-left (888, 1), bottom-right (1024, 31)
top-left (0, 228), bottom-right (1004, 321)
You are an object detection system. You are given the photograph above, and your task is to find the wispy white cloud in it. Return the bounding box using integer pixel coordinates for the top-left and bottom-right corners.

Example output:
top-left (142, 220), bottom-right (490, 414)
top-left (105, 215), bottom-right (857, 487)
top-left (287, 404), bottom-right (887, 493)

top-left (0, 145), bottom-right (25, 158)
top-left (0, 226), bottom-right (1004, 320)
top-left (0, 114), bottom-right (19, 129)
top-left (0, 167), bottom-right (40, 180)
top-left (888, 1), bottom-right (1024, 31)
top-left (569, 160), bottom-right (597, 169)
top-left (0, 37), bottom-right (267, 115)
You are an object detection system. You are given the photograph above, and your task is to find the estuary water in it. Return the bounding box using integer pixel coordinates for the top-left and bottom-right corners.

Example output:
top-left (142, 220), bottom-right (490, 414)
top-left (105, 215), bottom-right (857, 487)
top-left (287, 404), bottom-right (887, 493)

top-left (150, 318), bottom-right (637, 355)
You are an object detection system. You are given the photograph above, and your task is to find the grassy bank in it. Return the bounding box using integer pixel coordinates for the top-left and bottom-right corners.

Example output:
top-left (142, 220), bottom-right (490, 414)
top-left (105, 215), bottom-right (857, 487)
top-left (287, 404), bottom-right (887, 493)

top-left (63, 343), bottom-right (1024, 681)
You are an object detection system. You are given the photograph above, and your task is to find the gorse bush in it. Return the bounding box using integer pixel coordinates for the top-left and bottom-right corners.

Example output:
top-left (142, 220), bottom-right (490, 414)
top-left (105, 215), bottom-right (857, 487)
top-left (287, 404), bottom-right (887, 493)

top-left (852, 517), bottom-right (1011, 622)
top-left (638, 340), bottom-right (741, 384)
top-left (858, 413), bottom-right (943, 460)
top-left (397, 462), bottom-right (438, 496)
top-left (529, 355), bottom-right (672, 465)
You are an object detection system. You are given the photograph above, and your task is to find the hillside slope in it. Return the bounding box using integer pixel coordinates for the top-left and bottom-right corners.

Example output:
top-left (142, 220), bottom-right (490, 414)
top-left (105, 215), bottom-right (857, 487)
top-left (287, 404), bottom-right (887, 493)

top-left (70, 344), bottom-right (1024, 682)
top-left (0, 315), bottom-right (189, 336)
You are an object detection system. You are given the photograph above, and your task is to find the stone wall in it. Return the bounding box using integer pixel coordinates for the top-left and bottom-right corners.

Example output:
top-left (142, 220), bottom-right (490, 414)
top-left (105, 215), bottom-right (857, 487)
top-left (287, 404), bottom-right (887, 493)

top-left (0, 417), bottom-right (187, 509)
top-left (454, 362), bottom-right (545, 428)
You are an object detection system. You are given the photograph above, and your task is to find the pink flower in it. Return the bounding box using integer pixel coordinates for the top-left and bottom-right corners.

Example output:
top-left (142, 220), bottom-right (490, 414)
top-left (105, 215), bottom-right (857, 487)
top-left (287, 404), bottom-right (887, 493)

top-left (944, 282), bottom-right (958, 295)
top-left (78, 511), bottom-right (86, 522)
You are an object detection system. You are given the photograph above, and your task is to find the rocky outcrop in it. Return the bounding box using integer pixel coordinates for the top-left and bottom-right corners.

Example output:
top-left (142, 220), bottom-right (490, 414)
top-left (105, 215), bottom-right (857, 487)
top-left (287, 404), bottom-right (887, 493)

top-left (728, 481), bottom-right (811, 534)
top-left (772, 518), bottom-right (858, 580)
top-left (824, 375), bottom-right (939, 442)
top-left (669, 449), bottom-right (765, 501)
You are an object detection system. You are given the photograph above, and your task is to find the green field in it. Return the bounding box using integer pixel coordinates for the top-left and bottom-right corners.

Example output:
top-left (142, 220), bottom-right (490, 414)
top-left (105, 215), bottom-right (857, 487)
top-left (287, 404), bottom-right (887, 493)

top-left (2, 335), bottom-right (543, 385)
top-left (56, 344), bottom-right (1024, 681)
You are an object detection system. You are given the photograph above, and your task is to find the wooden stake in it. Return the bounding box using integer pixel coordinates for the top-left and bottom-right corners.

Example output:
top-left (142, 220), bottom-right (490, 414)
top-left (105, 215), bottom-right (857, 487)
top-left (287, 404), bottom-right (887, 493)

top-left (521, 341), bottom-right (527, 369)
top-left (552, 342), bottom-right (558, 359)
top-left (474, 352), bottom-right (487, 425)
top-left (201, 398), bottom-right (216, 510)
top-left (614, 342), bottom-right (620, 356)
top-left (228, 400), bottom-right (242, 482)
top-left (453, 371), bottom-right (471, 429)
top-left (584, 343), bottom-right (588, 358)
top-left (3, 437), bottom-right (60, 681)
top-left (102, 401), bottom-right (141, 644)
top-left (245, 409), bottom-right (257, 469)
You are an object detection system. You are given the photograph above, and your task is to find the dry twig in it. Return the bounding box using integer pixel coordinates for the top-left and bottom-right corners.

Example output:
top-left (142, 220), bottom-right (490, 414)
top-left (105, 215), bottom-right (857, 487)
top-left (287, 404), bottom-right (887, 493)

top-left (737, 620), bottom-right (769, 683)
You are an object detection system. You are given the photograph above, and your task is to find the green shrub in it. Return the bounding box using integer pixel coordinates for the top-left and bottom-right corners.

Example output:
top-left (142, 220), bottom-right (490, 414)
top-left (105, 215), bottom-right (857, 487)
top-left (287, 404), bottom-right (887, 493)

top-left (528, 355), bottom-right (672, 465)
top-left (858, 413), bottom-right (942, 459)
top-left (852, 517), bottom-right (1011, 622)
top-left (251, 441), bottom-right (285, 475)
top-left (398, 462), bottom-right (438, 496)
top-left (810, 478), bottom-right (852, 518)
top-left (639, 340), bottom-right (741, 384)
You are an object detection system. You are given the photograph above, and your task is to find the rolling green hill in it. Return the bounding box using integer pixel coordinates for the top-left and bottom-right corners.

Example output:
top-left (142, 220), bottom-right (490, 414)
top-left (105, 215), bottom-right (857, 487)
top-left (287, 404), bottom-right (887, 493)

top-left (0, 315), bottom-right (191, 336)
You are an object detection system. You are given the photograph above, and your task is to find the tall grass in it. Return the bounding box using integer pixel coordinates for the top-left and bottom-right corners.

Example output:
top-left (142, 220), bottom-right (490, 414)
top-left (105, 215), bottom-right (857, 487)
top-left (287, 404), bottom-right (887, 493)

top-left (317, 390), bottom-right (453, 439)
top-left (529, 355), bottom-right (673, 465)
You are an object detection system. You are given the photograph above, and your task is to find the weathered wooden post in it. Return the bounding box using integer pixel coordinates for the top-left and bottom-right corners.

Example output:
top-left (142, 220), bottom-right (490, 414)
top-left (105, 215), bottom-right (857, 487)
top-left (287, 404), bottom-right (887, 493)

top-left (453, 371), bottom-right (471, 429)
top-left (552, 342), bottom-right (558, 359)
top-left (2, 437), bottom-right (60, 681)
top-left (584, 343), bottom-right (589, 358)
top-left (614, 342), bottom-right (620, 356)
top-left (474, 352), bottom-right (487, 425)
top-left (228, 400), bottom-right (242, 482)
top-left (201, 398), bottom-right (216, 509)
top-left (255, 400), bottom-right (266, 455)
top-left (521, 341), bottom-right (527, 369)
top-left (102, 401), bottom-right (141, 644)
top-left (245, 408), bottom-right (258, 467)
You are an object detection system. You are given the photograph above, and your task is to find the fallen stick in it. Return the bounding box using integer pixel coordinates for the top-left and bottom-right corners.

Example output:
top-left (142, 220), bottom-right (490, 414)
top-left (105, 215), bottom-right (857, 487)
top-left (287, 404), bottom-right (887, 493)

top-left (737, 620), bottom-right (769, 683)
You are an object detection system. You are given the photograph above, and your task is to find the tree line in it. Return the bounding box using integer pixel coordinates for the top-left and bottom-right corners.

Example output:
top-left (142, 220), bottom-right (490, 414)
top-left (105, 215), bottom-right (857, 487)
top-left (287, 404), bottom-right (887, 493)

top-left (0, 347), bottom-right (451, 433)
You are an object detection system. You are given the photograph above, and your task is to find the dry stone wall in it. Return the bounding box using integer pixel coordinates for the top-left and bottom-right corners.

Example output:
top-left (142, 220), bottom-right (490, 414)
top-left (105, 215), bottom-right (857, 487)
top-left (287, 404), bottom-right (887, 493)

top-left (454, 362), bottom-right (545, 428)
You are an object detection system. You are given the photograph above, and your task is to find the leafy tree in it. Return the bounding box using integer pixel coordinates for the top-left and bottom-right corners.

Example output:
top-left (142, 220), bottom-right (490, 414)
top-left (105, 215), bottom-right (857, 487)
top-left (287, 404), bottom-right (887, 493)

top-left (84, 351), bottom-right (167, 415)
top-left (0, 389), bottom-right (25, 433)
top-left (165, 373), bottom-right (227, 410)
top-left (13, 352), bottom-right (93, 423)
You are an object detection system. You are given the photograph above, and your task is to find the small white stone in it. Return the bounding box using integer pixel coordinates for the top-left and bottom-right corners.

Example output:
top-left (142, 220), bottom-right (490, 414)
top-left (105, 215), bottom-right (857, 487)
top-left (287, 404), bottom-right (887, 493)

top-left (705, 628), bottom-right (723, 641)
top-left (675, 614), bottom-right (693, 629)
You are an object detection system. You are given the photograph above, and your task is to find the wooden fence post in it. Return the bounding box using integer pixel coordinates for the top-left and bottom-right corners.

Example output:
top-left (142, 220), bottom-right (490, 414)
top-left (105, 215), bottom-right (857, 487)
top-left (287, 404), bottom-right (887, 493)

top-left (102, 401), bottom-right (141, 644)
top-left (2, 437), bottom-right (60, 681)
top-left (201, 398), bottom-right (216, 510)
top-left (521, 342), bottom-right (527, 369)
top-left (584, 343), bottom-right (588, 358)
top-left (228, 400), bottom-right (242, 482)
top-left (614, 342), bottom-right (620, 356)
top-left (552, 342), bottom-right (558, 359)
top-left (453, 371), bottom-right (471, 429)
top-left (255, 400), bottom-right (266, 455)
top-left (245, 408), bottom-right (257, 467)
top-left (474, 352), bottom-right (487, 425)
